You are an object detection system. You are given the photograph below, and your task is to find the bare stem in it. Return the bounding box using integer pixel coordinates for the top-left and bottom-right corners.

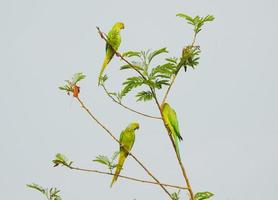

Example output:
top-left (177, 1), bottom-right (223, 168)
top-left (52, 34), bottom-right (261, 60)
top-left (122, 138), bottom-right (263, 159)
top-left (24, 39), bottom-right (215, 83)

top-left (161, 73), bottom-right (178, 106)
top-left (67, 165), bottom-right (188, 190)
top-left (191, 32), bottom-right (197, 47)
top-left (101, 84), bottom-right (161, 120)
top-left (75, 96), bottom-right (172, 199)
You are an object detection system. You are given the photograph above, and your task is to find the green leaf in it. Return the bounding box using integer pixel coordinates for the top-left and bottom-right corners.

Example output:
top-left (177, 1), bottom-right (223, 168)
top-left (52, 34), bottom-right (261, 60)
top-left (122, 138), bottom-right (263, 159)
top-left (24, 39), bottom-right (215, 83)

top-left (154, 74), bottom-right (171, 79)
top-left (72, 72), bottom-right (86, 84)
top-left (52, 153), bottom-right (72, 167)
top-left (59, 72), bottom-right (86, 94)
top-left (122, 51), bottom-right (141, 58)
top-left (93, 152), bottom-right (120, 173)
top-left (150, 63), bottom-right (176, 78)
top-left (102, 74), bottom-right (108, 82)
top-left (154, 79), bottom-right (170, 89)
top-left (108, 92), bottom-right (118, 97)
top-left (177, 13), bottom-right (214, 34)
top-left (123, 77), bottom-right (144, 87)
top-left (165, 57), bottom-right (178, 64)
top-left (194, 191), bottom-right (214, 200)
top-left (148, 47), bottom-right (168, 63)
top-left (170, 190), bottom-right (180, 200)
top-left (28, 184), bottom-right (63, 200)
top-left (93, 155), bottom-right (110, 166)
top-left (120, 64), bottom-right (143, 71)
top-left (58, 86), bottom-right (71, 91)
top-left (27, 183), bottom-right (46, 194)
top-left (176, 13), bottom-right (194, 24)
top-left (98, 74), bottom-right (108, 86)
top-left (50, 188), bottom-right (62, 200)
top-left (120, 76), bottom-right (144, 98)
top-left (136, 91), bottom-right (153, 101)
top-left (111, 151), bottom-right (120, 161)
top-left (50, 188), bottom-right (60, 196)
top-left (203, 15), bottom-right (215, 23)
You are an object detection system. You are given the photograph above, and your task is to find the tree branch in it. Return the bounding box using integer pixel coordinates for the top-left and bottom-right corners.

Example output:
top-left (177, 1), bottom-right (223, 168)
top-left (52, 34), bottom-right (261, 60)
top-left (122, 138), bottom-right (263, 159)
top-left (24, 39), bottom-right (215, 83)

top-left (162, 33), bottom-right (198, 105)
top-left (96, 26), bottom-right (195, 200)
top-left (75, 96), bottom-right (172, 199)
top-left (101, 83), bottom-right (162, 120)
top-left (161, 116), bottom-right (195, 200)
top-left (66, 165), bottom-right (188, 190)
top-left (161, 73), bottom-right (178, 106)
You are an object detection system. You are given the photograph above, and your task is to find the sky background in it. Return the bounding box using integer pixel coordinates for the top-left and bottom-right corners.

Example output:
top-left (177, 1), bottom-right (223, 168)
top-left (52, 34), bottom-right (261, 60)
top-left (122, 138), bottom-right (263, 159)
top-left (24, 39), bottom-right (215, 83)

top-left (1, 0), bottom-right (277, 200)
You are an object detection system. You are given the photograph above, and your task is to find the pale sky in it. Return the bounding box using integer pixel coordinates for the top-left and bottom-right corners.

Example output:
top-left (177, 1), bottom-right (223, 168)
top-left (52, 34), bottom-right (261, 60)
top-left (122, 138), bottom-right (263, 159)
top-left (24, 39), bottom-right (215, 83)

top-left (1, 0), bottom-right (277, 200)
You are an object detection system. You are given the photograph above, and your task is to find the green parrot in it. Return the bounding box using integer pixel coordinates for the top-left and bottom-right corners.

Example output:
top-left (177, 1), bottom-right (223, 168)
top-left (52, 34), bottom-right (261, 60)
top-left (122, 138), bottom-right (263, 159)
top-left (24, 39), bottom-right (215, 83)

top-left (98, 22), bottom-right (125, 85)
top-left (162, 103), bottom-right (183, 158)
top-left (110, 122), bottom-right (139, 187)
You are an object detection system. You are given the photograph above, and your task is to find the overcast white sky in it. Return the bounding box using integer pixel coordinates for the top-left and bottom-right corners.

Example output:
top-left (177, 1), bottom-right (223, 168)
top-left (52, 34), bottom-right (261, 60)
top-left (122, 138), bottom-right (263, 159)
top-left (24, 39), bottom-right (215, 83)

top-left (1, 0), bottom-right (277, 200)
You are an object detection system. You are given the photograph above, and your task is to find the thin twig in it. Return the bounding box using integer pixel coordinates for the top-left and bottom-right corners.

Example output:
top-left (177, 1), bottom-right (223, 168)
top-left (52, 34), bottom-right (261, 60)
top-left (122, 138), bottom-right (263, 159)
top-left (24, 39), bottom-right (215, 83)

top-left (101, 84), bottom-right (162, 120)
top-left (191, 32), bottom-right (197, 47)
top-left (161, 73), bottom-right (178, 106)
top-left (75, 96), bottom-right (172, 199)
top-left (67, 165), bottom-right (188, 190)
top-left (162, 32), bottom-right (198, 106)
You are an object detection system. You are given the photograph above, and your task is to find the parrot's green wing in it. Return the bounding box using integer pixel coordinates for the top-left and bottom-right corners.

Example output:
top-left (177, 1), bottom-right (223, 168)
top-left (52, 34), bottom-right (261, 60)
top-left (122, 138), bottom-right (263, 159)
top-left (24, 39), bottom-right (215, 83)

top-left (119, 129), bottom-right (124, 144)
top-left (120, 128), bottom-right (135, 153)
top-left (162, 103), bottom-right (183, 159)
top-left (168, 108), bottom-right (183, 141)
top-left (110, 122), bottom-right (138, 187)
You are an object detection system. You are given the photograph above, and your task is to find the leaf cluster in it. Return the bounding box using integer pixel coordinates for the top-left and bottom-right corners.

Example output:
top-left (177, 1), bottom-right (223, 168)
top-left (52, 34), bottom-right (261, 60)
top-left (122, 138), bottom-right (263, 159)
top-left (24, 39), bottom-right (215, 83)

top-left (119, 48), bottom-right (178, 101)
top-left (176, 13), bottom-right (215, 34)
top-left (170, 190), bottom-right (180, 200)
top-left (52, 153), bottom-right (73, 167)
top-left (27, 183), bottom-right (62, 200)
top-left (59, 72), bottom-right (85, 94)
top-left (119, 45), bottom-right (203, 102)
top-left (93, 151), bottom-right (119, 173)
top-left (177, 46), bottom-right (201, 72)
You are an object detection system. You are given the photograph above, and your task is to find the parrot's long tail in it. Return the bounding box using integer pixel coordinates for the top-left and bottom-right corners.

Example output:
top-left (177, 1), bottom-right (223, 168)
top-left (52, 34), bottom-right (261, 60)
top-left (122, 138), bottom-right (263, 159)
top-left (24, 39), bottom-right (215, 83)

top-left (173, 135), bottom-right (181, 160)
top-left (177, 132), bottom-right (183, 141)
top-left (98, 56), bottom-right (110, 85)
top-left (110, 152), bottom-right (126, 187)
